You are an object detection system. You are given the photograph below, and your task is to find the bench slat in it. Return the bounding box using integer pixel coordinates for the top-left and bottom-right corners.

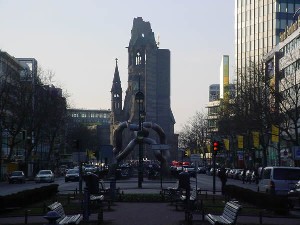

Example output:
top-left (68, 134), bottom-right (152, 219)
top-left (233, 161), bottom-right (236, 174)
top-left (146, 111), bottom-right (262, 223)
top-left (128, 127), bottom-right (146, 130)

top-left (48, 202), bottom-right (82, 225)
top-left (205, 201), bottom-right (242, 225)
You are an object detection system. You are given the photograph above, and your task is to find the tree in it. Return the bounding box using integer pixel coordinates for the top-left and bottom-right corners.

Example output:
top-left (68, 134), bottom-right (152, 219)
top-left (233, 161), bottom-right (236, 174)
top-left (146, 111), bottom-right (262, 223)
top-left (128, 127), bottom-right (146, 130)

top-left (1, 63), bottom-right (69, 172)
top-left (218, 61), bottom-right (275, 167)
top-left (178, 111), bottom-right (209, 158)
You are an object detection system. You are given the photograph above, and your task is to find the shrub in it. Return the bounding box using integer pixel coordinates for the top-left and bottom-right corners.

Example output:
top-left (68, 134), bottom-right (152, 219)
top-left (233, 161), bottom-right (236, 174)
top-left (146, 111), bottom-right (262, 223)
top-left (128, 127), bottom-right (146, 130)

top-left (224, 185), bottom-right (289, 215)
top-left (0, 184), bottom-right (58, 211)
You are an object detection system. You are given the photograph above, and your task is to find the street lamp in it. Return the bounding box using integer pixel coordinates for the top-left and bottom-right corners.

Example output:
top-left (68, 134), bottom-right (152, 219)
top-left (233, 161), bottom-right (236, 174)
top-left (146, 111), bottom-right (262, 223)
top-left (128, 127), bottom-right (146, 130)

top-left (135, 90), bottom-right (145, 188)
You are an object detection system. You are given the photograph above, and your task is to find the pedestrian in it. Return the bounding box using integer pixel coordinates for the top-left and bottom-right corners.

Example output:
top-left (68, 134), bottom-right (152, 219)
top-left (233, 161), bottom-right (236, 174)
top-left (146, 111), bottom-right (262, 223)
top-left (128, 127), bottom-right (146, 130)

top-left (218, 167), bottom-right (227, 195)
top-left (254, 168), bottom-right (259, 184)
top-left (242, 168), bottom-right (246, 184)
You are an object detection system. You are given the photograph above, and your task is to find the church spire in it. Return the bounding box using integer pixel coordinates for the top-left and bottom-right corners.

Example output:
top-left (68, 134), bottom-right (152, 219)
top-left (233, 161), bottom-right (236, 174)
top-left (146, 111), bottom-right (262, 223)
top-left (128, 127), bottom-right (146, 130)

top-left (113, 58), bottom-right (120, 83)
top-left (111, 58), bottom-right (123, 123)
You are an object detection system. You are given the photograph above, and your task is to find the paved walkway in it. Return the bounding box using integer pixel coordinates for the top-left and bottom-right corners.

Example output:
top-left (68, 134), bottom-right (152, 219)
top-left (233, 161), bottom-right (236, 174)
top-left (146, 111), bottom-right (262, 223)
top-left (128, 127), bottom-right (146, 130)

top-left (1, 202), bottom-right (300, 225)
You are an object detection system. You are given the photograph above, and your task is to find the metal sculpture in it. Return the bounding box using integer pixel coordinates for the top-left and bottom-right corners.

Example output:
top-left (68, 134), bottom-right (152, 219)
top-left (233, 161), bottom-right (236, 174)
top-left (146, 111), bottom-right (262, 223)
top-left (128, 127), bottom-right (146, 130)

top-left (113, 121), bottom-right (170, 163)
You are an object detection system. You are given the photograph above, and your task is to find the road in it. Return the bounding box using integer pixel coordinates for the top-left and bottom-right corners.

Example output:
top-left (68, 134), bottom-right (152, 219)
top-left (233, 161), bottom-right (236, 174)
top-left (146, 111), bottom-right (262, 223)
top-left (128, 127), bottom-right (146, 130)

top-left (0, 173), bottom-right (259, 196)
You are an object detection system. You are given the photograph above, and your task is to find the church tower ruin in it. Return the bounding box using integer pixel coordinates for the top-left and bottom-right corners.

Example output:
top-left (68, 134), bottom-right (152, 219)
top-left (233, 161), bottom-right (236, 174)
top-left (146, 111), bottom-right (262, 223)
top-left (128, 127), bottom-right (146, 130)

top-left (111, 17), bottom-right (176, 161)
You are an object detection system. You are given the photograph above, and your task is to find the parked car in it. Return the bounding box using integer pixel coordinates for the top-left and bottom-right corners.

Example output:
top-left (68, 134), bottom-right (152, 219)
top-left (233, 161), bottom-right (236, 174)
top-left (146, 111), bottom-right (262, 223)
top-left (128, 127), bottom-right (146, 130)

top-left (197, 166), bottom-right (206, 174)
top-left (239, 169), bottom-right (253, 183)
top-left (258, 166), bottom-right (300, 195)
top-left (84, 164), bottom-right (97, 174)
top-left (65, 168), bottom-right (80, 182)
top-left (183, 165), bottom-right (197, 178)
top-left (232, 169), bottom-right (243, 180)
top-left (288, 180), bottom-right (300, 208)
top-left (8, 171), bottom-right (25, 184)
top-left (35, 170), bottom-right (55, 183)
top-left (227, 169), bottom-right (235, 179)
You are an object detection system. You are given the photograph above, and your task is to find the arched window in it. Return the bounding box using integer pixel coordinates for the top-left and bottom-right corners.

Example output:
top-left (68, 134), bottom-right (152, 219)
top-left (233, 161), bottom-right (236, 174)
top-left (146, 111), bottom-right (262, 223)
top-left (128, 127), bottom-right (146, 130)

top-left (135, 51), bottom-right (142, 65)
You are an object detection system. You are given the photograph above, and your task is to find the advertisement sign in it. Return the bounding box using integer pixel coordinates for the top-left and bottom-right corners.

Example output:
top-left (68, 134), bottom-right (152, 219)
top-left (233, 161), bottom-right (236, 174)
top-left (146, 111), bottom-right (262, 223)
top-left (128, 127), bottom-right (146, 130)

top-left (292, 146), bottom-right (300, 160)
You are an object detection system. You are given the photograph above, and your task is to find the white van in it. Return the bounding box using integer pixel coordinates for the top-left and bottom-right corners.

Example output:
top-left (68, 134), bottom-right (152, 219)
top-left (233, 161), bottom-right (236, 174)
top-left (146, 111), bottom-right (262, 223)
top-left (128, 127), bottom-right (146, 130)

top-left (258, 166), bottom-right (300, 195)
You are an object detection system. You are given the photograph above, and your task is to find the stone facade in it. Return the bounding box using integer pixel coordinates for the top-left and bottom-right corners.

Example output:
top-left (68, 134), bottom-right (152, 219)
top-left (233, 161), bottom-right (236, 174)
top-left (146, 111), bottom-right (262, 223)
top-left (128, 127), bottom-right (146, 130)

top-left (111, 17), bottom-right (177, 162)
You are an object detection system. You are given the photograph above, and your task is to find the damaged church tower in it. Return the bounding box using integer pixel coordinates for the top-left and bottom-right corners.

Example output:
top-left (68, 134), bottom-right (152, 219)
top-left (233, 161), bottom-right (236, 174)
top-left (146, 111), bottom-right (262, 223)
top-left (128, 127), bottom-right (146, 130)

top-left (111, 17), bottom-right (176, 161)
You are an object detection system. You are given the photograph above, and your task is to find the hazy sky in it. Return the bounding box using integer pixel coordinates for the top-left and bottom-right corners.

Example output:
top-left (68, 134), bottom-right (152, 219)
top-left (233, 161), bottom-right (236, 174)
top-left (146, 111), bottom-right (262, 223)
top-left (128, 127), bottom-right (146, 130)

top-left (0, 0), bottom-right (235, 132)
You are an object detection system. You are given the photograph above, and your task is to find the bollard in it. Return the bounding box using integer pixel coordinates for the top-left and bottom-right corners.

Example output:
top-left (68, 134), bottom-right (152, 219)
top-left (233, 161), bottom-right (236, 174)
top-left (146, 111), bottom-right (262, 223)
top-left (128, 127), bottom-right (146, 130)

top-left (24, 209), bottom-right (31, 224)
top-left (259, 211), bottom-right (263, 224)
top-left (43, 202), bottom-right (47, 213)
top-left (83, 188), bottom-right (90, 221)
top-left (97, 208), bottom-right (103, 225)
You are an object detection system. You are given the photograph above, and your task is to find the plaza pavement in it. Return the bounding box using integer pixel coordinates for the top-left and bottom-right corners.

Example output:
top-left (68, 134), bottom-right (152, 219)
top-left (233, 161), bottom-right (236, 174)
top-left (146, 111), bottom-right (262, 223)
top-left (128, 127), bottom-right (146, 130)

top-left (0, 186), bottom-right (300, 225)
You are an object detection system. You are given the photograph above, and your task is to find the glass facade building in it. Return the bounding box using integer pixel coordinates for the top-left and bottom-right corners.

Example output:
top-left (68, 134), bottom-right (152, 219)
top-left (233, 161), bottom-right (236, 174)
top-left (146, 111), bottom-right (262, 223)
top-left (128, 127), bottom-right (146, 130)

top-left (235, 0), bottom-right (300, 93)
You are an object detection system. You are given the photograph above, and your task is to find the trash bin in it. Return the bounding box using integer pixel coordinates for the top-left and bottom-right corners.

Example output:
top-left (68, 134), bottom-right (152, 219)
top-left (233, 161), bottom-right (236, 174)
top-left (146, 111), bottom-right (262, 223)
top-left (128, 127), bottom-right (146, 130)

top-left (84, 173), bottom-right (99, 194)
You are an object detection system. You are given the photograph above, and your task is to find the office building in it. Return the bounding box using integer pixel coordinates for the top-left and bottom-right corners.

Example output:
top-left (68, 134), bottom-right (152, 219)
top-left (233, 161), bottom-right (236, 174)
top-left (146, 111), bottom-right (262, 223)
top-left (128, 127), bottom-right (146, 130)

top-left (207, 56), bottom-right (235, 134)
top-left (235, 0), bottom-right (299, 94)
top-left (264, 14), bottom-right (300, 166)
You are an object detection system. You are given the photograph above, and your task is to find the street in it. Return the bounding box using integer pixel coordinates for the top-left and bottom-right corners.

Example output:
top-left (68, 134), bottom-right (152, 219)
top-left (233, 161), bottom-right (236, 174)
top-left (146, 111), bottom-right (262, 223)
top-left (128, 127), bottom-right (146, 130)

top-left (0, 173), bottom-right (259, 196)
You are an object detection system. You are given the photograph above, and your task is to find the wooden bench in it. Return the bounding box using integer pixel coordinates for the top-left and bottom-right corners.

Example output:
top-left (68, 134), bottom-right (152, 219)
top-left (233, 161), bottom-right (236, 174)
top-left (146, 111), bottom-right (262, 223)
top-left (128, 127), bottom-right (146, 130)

top-left (162, 181), bottom-right (181, 203)
top-left (47, 202), bottom-right (82, 225)
top-left (205, 201), bottom-right (242, 225)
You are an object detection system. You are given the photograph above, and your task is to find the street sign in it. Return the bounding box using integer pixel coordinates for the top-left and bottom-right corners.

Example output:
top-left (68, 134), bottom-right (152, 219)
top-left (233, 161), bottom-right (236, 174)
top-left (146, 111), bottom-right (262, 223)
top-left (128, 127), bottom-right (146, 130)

top-left (190, 154), bottom-right (200, 162)
top-left (152, 144), bottom-right (169, 150)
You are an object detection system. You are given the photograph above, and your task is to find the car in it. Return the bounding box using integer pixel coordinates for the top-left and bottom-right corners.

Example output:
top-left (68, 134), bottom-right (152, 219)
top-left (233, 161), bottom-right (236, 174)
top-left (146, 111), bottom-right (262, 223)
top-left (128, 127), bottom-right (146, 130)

top-left (233, 169), bottom-right (243, 180)
top-left (8, 171), bottom-right (25, 184)
top-left (182, 165), bottom-right (197, 178)
top-left (65, 168), bottom-right (80, 182)
top-left (258, 166), bottom-right (300, 195)
top-left (35, 170), bottom-right (55, 183)
top-left (288, 180), bottom-right (300, 208)
top-left (84, 164), bottom-right (97, 174)
top-left (197, 166), bottom-right (207, 174)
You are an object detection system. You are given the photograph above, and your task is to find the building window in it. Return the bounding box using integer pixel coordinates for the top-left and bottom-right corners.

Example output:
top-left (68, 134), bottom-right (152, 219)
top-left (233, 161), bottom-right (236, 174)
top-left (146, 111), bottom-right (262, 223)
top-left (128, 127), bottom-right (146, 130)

top-left (135, 52), bottom-right (142, 65)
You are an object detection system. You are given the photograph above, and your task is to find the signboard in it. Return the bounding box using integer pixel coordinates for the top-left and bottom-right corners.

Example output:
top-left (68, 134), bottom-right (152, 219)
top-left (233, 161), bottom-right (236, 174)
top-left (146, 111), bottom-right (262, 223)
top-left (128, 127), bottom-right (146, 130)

top-left (152, 144), bottom-right (169, 150)
top-left (190, 154), bottom-right (200, 162)
top-left (292, 146), bottom-right (300, 160)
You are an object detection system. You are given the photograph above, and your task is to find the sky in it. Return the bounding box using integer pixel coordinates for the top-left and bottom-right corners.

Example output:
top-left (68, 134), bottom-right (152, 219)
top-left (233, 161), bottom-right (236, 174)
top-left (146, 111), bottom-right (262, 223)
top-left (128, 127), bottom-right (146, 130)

top-left (0, 0), bottom-right (235, 132)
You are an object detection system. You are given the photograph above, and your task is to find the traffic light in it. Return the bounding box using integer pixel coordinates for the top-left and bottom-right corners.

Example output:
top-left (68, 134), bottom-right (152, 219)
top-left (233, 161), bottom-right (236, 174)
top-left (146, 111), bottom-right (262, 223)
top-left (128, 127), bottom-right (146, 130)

top-left (213, 141), bottom-right (220, 155)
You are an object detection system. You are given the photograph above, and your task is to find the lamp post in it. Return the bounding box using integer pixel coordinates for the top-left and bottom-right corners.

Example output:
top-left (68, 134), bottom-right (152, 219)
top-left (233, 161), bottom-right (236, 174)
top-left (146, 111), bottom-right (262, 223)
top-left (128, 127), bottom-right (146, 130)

top-left (135, 91), bottom-right (145, 188)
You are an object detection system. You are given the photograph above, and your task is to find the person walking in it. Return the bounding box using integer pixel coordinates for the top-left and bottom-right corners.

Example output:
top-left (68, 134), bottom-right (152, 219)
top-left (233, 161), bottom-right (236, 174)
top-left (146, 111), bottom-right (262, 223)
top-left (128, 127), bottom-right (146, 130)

top-left (242, 168), bottom-right (247, 184)
top-left (218, 167), bottom-right (227, 195)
